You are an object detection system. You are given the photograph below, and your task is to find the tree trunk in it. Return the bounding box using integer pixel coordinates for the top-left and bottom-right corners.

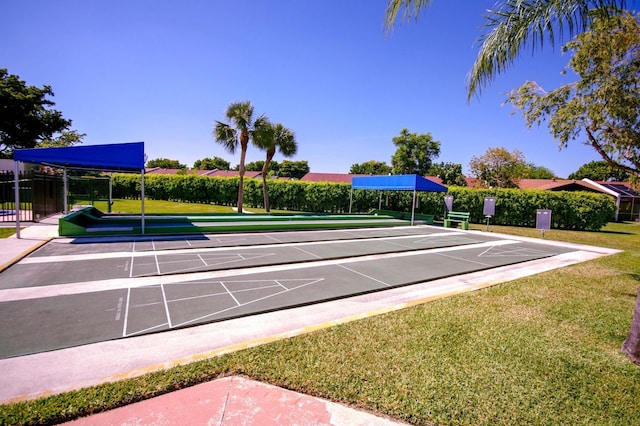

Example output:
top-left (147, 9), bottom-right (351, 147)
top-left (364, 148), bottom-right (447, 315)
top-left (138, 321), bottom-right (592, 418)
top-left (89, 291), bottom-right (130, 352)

top-left (237, 139), bottom-right (248, 214)
top-left (261, 150), bottom-right (274, 213)
top-left (622, 287), bottom-right (640, 365)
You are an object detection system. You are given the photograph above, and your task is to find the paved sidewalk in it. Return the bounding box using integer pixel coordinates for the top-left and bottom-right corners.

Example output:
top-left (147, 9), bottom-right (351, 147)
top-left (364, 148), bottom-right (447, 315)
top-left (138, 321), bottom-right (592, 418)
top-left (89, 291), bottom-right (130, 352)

top-left (65, 376), bottom-right (407, 425)
top-left (0, 216), bottom-right (59, 272)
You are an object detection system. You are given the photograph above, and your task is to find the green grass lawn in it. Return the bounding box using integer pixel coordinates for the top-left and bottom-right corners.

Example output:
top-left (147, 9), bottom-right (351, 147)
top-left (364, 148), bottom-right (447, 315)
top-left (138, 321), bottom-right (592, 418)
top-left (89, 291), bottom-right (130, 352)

top-left (2, 220), bottom-right (640, 425)
top-left (0, 228), bottom-right (17, 238)
top-left (73, 199), bottom-right (292, 215)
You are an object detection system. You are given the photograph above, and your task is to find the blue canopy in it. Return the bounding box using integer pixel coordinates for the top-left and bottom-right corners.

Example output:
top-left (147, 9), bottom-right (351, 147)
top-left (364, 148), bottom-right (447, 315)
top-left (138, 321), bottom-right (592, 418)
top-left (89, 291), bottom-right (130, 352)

top-left (14, 142), bottom-right (145, 171)
top-left (351, 174), bottom-right (448, 192)
top-left (12, 142), bottom-right (147, 238)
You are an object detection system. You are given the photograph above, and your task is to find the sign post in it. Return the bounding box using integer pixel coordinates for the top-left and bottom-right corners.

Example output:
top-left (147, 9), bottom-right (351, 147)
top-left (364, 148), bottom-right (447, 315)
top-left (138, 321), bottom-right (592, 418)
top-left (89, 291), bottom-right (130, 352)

top-left (483, 197), bottom-right (496, 232)
top-left (444, 195), bottom-right (453, 214)
top-left (536, 209), bottom-right (552, 238)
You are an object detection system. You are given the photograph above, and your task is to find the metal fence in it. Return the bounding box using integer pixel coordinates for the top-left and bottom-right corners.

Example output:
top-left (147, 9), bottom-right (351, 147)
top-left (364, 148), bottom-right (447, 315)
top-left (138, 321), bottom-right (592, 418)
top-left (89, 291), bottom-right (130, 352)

top-left (0, 170), bottom-right (63, 222)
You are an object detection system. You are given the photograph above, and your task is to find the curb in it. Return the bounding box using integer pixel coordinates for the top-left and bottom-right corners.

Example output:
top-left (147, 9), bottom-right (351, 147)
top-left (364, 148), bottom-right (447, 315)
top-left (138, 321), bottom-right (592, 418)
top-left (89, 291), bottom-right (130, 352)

top-left (0, 237), bottom-right (52, 273)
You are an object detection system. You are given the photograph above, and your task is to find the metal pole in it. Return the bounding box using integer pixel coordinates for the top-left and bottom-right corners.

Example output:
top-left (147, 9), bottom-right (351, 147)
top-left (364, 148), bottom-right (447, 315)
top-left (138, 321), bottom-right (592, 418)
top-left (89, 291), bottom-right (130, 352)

top-left (349, 188), bottom-right (353, 214)
top-left (63, 168), bottom-right (68, 214)
top-left (411, 189), bottom-right (416, 225)
top-left (141, 169), bottom-right (145, 235)
top-left (14, 161), bottom-right (20, 239)
top-left (108, 174), bottom-right (113, 213)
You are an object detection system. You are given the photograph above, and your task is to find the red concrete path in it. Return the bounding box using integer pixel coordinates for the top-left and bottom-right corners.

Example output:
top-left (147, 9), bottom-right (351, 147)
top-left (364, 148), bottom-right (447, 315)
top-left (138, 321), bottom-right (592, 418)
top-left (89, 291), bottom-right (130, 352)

top-left (64, 376), bottom-right (407, 425)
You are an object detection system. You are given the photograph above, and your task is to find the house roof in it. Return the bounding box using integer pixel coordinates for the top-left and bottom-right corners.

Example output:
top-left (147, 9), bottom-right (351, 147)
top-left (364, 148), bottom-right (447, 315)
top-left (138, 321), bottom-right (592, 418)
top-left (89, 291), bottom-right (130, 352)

top-left (300, 173), bottom-right (370, 183)
top-left (144, 168), bottom-right (263, 178)
top-left (516, 179), bottom-right (602, 191)
top-left (145, 167), bottom-right (184, 175)
top-left (206, 170), bottom-right (262, 178)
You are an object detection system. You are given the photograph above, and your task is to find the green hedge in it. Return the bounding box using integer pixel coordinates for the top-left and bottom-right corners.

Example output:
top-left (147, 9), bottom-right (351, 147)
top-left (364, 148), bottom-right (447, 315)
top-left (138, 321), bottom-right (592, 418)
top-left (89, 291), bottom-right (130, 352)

top-left (111, 174), bottom-right (616, 231)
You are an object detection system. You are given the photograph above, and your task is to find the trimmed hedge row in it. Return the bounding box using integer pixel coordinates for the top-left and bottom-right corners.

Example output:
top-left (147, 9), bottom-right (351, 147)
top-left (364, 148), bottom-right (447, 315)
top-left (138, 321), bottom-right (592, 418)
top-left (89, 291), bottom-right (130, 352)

top-left (111, 174), bottom-right (616, 231)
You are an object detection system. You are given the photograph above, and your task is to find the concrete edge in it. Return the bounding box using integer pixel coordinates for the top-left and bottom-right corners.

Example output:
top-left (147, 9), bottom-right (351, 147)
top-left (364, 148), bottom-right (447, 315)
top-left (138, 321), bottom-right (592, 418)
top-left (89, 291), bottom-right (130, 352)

top-left (0, 238), bottom-right (52, 273)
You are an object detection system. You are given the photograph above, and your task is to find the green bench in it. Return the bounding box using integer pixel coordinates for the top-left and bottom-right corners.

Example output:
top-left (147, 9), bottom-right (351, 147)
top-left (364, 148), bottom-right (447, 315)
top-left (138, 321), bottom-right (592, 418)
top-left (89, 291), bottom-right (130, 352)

top-left (444, 211), bottom-right (470, 230)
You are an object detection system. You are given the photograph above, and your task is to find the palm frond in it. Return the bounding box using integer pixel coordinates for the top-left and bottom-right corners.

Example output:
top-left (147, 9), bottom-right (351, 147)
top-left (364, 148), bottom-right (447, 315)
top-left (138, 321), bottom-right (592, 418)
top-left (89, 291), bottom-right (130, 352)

top-left (251, 115), bottom-right (274, 150)
top-left (225, 101), bottom-right (254, 132)
top-left (274, 124), bottom-right (297, 157)
top-left (213, 121), bottom-right (237, 153)
top-left (384, 0), bottom-right (433, 31)
top-left (467, 0), bottom-right (627, 100)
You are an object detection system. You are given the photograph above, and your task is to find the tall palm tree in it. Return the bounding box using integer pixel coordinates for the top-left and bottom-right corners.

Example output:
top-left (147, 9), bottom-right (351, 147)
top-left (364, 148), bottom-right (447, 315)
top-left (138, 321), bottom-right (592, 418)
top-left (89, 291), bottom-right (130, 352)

top-left (213, 101), bottom-right (258, 213)
top-left (252, 118), bottom-right (297, 213)
top-left (385, 0), bottom-right (626, 100)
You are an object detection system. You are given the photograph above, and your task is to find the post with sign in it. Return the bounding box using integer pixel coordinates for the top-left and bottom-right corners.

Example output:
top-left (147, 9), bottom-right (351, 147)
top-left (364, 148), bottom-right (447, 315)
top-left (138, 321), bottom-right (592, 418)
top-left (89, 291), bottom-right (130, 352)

top-left (483, 197), bottom-right (496, 231)
top-left (536, 209), bottom-right (552, 238)
top-left (444, 195), bottom-right (453, 217)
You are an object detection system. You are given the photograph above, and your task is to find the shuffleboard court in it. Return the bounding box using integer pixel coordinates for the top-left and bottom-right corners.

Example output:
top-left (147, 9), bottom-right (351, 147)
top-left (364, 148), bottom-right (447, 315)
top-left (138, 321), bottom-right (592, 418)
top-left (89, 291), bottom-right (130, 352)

top-left (0, 225), bottom-right (597, 359)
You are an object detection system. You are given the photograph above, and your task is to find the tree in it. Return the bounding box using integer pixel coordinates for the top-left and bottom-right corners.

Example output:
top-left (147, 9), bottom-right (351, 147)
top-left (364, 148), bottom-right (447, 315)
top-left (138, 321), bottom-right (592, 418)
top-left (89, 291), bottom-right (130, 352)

top-left (427, 162), bottom-right (467, 186)
top-left (252, 118), bottom-right (297, 212)
top-left (193, 156), bottom-right (230, 170)
top-left (279, 160), bottom-right (309, 179)
top-left (390, 129), bottom-right (441, 175)
top-left (245, 160), bottom-right (280, 174)
top-left (349, 160), bottom-right (392, 175)
top-left (469, 147), bottom-right (528, 188)
top-left (385, 0), bottom-right (628, 100)
top-left (506, 12), bottom-right (640, 180)
top-left (213, 101), bottom-right (260, 213)
top-left (525, 164), bottom-right (556, 179)
top-left (1, 68), bottom-right (84, 157)
top-left (569, 160), bottom-right (630, 181)
top-left (146, 158), bottom-right (186, 169)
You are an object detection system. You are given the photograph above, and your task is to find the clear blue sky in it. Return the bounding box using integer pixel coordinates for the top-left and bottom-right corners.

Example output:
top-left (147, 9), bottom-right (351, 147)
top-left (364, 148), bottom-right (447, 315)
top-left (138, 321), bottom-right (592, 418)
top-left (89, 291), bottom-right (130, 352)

top-left (4, 0), bottom-right (636, 178)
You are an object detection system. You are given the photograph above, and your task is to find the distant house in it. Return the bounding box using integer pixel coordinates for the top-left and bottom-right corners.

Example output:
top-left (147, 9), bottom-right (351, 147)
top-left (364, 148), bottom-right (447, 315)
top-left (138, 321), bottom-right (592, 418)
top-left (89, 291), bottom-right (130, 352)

top-left (145, 168), bottom-right (262, 179)
top-left (205, 170), bottom-right (262, 179)
top-left (300, 172), bottom-right (446, 186)
top-left (145, 167), bottom-right (184, 175)
top-left (300, 173), bottom-right (371, 183)
top-left (467, 177), bottom-right (639, 222)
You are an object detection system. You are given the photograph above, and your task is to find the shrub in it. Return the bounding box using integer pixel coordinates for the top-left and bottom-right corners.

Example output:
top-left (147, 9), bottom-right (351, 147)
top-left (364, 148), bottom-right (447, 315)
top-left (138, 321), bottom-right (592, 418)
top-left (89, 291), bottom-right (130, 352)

top-left (110, 175), bottom-right (616, 231)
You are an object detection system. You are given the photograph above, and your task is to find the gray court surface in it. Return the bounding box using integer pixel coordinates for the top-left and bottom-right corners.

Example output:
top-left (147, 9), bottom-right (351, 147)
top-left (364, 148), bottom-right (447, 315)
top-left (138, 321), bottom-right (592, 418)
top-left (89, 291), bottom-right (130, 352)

top-left (0, 225), bottom-right (578, 359)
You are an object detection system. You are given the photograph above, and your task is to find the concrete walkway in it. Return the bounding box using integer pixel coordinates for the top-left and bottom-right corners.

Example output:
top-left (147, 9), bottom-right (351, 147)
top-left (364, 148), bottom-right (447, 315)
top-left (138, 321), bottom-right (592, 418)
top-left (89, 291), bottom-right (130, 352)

top-left (0, 218), bottom-right (619, 425)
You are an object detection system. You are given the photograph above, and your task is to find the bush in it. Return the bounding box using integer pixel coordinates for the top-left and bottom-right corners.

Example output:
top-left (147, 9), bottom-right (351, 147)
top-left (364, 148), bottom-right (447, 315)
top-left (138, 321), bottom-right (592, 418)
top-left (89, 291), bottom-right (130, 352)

top-left (110, 174), bottom-right (616, 231)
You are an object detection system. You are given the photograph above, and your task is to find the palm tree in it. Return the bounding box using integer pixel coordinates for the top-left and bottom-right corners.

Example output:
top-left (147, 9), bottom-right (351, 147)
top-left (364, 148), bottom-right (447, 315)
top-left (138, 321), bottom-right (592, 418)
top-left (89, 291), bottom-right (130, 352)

top-left (385, 0), bottom-right (626, 100)
top-left (213, 101), bottom-right (258, 213)
top-left (252, 118), bottom-right (297, 213)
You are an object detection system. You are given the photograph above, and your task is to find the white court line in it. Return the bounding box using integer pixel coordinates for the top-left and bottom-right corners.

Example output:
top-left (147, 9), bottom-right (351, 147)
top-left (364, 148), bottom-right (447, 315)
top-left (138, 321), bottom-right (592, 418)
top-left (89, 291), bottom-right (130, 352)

top-left (274, 280), bottom-right (287, 291)
top-left (219, 281), bottom-right (241, 306)
top-left (154, 253), bottom-right (161, 275)
top-left (125, 321), bottom-right (169, 337)
top-left (129, 249), bottom-right (136, 278)
top-left (292, 245), bottom-right (323, 259)
top-left (122, 287), bottom-right (131, 337)
top-left (338, 264), bottom-right (390, 287)
top-left (18, 232), bottom-right (466, 264)
top-left (0, 240), bottom-right (521, 303)
top-left (174, 278), bottom-right (325, 328)
top-left (160, 284), bottom-right (173, 328)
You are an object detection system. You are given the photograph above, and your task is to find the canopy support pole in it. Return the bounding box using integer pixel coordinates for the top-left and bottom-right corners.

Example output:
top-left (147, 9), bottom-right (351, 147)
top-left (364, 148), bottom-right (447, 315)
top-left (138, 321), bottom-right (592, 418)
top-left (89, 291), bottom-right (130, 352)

top-left (63, 168), bottom-right (68, 214)
top-left (141, 169), bottom-right (145, 235)
top-left (348, 187), bottom-right (353, 214)
top-left (14, 161), bottom-right (20, 239)
top-left (378, 192), bottom-right (382, 210)
top-left (411, 189), bottom-right (416, 226)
